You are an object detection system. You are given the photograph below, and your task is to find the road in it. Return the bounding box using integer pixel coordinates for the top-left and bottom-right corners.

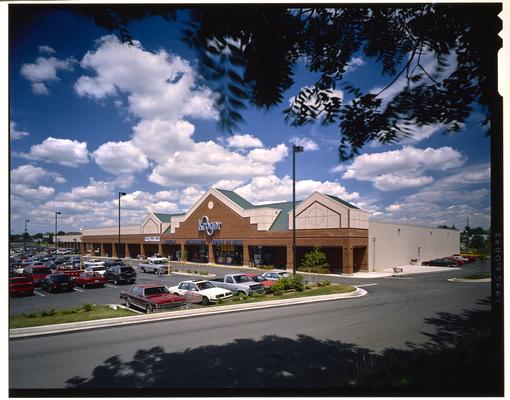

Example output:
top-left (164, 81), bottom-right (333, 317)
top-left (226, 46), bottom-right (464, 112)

top-left (9, 264), bottom-right (491, 392)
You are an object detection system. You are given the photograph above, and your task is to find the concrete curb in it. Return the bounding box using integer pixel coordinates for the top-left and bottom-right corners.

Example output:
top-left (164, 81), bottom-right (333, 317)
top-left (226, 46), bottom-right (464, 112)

top-left (9, 288), bottom-right (367, 339)
top-left (447, 277), bottom-right (491, 283)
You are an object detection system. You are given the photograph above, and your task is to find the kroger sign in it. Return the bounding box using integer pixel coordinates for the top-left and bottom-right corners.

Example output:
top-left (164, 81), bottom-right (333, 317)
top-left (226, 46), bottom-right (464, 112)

top-left (198, 216), bottom-right (222, 236)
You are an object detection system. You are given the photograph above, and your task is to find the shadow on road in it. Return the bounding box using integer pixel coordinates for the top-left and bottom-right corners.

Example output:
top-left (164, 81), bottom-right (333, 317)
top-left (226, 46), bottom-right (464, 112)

top-left (13, 297), bottom-right (502, 397)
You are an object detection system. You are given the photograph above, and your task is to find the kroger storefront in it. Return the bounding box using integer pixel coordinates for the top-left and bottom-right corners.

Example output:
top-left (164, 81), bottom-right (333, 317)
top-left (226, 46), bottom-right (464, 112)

top-left (80, 187), bottom-right (370, 274)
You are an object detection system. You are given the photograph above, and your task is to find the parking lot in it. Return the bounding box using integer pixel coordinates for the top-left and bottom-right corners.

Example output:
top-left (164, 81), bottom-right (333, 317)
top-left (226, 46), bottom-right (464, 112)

top-left (9, 261), bottom-right (292, 316)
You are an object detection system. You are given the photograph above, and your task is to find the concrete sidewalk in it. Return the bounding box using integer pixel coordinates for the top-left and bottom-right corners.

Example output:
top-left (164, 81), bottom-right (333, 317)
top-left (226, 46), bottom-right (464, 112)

top-left (9, 287), bottom-right (367, 339)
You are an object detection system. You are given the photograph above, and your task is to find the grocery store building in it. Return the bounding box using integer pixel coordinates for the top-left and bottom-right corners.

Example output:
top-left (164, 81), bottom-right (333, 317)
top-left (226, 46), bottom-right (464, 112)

top-left (73, 187), bottom-right (459, 274)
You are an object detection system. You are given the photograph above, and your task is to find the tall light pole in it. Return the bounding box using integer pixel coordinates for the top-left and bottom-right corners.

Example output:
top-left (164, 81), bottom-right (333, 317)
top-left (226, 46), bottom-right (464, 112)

top-left (24, 219), bottom-right (29, 252)
top-left (292, 144), bottom-right (304, 276)
top-left (55, 211), bottom-right (61, 252)
top-left (118, 192), bottom-right (127, 258)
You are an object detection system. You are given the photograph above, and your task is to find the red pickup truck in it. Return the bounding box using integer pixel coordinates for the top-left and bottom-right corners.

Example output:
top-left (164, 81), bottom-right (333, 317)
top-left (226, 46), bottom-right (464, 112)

top-left (23, 265), bottom-right (52, 286)
top-left (9, 276), bottom-right (34, 296)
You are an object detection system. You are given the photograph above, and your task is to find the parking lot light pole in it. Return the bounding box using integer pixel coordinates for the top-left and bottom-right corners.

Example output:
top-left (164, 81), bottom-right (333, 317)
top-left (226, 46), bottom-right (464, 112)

top-left (24, 219), bottom-right (29, 252)
top-left (118, 192), bottom-right (127, 258)
top-left (55, 211), bottom-right (61, 253)
top-left (292, 144), bottom-right (304, 276)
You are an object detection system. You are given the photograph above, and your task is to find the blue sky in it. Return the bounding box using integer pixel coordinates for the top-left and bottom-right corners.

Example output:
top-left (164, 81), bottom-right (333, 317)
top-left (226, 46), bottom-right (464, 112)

top-left (8, 7), bottom-right (492, 234)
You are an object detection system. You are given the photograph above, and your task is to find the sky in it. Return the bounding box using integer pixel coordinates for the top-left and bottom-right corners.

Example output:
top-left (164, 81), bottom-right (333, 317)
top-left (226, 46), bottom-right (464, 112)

top-left (8, 5), bottom-right (493, 235)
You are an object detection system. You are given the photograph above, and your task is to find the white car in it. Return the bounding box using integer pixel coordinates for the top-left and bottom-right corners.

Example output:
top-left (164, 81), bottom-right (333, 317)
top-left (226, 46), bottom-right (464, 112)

top-left (261, 270), bottom-right (290, 281)
top-left (84, 265), bottom-right (107, 275)
top-left (168, 280), bottom-right (233, 305)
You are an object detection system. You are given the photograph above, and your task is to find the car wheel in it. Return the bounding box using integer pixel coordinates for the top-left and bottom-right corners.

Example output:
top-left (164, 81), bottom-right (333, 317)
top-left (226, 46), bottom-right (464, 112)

top-left (202, 296), bottom-right (210, 305)
top-left (114, 279), bottom-right (118, 285)
top-left (125, 298), bottom-right (131, 308)
top-left (146, 304), bottom-right (155, 313)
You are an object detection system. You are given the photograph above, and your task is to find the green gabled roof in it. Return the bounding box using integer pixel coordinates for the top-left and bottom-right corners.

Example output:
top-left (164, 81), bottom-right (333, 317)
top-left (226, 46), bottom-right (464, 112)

top-left (153, 212), bottom-right (185, 223)
top-left (215, 188), bottom-right (254, 209)
top-left (252, 201), bottom-right (302, 231)
top-left (326, 195), bottom-right (359, 209)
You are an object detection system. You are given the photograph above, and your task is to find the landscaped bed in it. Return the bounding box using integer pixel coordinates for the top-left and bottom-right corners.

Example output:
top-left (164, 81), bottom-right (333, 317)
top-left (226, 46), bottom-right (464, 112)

top-left (10, 282), bottom-right (357, 329)
top-left (461, 273), bottom-right (491, 280)
top-left (10, 304), bottom-right (137, 329)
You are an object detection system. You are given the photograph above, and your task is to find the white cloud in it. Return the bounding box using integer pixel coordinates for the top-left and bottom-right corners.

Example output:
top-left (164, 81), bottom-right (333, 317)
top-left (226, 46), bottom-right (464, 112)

top-left (10, 122), bottom-right (29, 140)
top-left (75, 35), bottom-right (218, 121)
top-left (213, 179), bottom-right (246, 190)
top-left (226, 134), bottom-right (263, 149)
top-left (345, 56), bottom-right (365, 73)
top-left (19, 137), bottom-right (89, 167)
top-left (93, 141), bottom-right (149, 175)
top-left (20, 55), bottom-right (76, 94)
top-left (38, 45), bottom-right (56, 54)
top-left (60, 178), bottom-right (115, 201)
top-left (11, 164), bottom-right (65, 185)
top-left (289, 137), bottom-right (319, 151)
top-left (233, 175), bottom-right (359, 205)
top-left (342, 146), bottom-right (465, 191)
top-left (11, 184), bottom-right (55, 199)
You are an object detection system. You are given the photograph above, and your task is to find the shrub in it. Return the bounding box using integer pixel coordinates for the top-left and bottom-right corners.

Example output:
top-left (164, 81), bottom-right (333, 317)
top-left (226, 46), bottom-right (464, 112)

top-left (82, 303), bottom-right (93, 312)
top-left (41, 309), bottom-right (56, 317)
top-left (186, 269), bottom-right (192, 273)
top-left (298, 245), bottom-right (331, 274)
top-left (290, 275), bottom-right (306, 291)
top-left (317, 280), bottom-right (331, 287)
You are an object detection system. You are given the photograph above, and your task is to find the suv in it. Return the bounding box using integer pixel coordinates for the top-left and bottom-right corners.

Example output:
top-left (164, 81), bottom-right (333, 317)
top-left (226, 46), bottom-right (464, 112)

top-left (40, 274), bottom-right (75, 293)
top-left (105, 265), bottom-right (137, 285)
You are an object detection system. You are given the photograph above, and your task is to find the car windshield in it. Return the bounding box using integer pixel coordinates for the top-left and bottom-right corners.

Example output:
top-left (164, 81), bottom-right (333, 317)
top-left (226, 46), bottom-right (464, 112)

top-left (252, 276), bottom-right (264, 282)
top-left (144, 286), bottom-right (170, 296)
top-left (153, 260), bottom-right (167, 265)
top-left (233, 275), bottom-right (249, 283)
top-left (51, 275), bottom-right (72, 282)
top-left (196, 282), bottom-right (214, 290)
top-left (120, 267), bottom-right (134, 273)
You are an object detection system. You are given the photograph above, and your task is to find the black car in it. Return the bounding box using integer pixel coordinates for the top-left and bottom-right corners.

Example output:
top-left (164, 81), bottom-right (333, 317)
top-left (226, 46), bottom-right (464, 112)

top-left (105, 265), bottom-right (137, 285)
top-left (422, 258), bottom-right (455, 267)
top-left (40, 274), bottom-right (75, 293)
top-left (104, 259), bottom-right (125, 268)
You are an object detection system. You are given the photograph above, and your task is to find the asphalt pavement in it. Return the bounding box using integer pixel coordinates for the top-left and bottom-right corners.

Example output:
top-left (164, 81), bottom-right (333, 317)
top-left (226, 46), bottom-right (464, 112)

top-left (9, 261), bottom-right (491, 392)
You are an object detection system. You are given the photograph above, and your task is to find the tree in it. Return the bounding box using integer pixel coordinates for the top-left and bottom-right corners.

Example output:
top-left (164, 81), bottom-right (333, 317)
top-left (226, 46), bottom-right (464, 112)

top-left (299, 245), bottom-right (330, 274)
top-left (69, 3), bottom-right (501, 160)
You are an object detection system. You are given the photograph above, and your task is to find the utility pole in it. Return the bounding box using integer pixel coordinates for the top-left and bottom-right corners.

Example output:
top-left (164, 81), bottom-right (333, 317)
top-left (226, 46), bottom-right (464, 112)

top-left (118, 192), bottom-right (127, 258)
top-left (292, 144), bottom-right (303, 276)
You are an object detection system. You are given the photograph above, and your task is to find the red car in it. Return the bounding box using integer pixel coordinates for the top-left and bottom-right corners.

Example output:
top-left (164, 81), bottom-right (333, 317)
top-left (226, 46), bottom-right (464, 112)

top-left (443, 257), bottom-right (464, 266)
top-left (120, 283), bottom-right (186, 313)
top-left (9, 276), bottom-right (35, 296)
top-left (23, 265), bottom-right (52, 286)
top-left (246, 274), bottom-right (276, 289)
top-left (74, 272), bottom-right (106, 288)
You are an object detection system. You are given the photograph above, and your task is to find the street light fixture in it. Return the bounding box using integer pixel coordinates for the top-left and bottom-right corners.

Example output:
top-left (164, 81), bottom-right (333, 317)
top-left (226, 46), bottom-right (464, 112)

top-left (55, 211), bottom-right (61, 253)
top-left (118, 192), bottom-right (127, 258)
top-left (292, 144), bottom-right (304, 276)
top-left (24, 219), bottom-right (29, 252)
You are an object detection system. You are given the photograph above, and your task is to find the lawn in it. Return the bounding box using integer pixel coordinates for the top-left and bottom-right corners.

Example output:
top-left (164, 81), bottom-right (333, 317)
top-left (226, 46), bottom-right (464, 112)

top-left (10, 304), bottom-right (137, 329)
top-left (461, 273), bottom-right (491, 280)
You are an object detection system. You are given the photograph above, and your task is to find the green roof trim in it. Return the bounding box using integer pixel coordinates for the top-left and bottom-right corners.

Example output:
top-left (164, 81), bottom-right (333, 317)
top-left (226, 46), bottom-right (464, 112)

top-left (252, 201), bottom-right (302, 231)
top-left (326, 195), bottom-right (359, 209)
top-left (215, 188), bottom-right (254, 209)
top-left (153, 212), bottom-right (186, 223)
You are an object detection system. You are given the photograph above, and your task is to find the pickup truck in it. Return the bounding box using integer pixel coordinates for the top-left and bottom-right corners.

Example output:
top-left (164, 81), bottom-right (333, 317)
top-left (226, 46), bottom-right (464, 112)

top-left (210, 274), bottom-right (265, 296)
top-left (138, 257), bottom-right (169, 274)
top-left (54, 263), bottom-right (82, 277)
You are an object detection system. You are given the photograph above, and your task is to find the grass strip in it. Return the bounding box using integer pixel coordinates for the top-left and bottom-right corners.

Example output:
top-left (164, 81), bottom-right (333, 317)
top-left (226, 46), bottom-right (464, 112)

top-left (10, 304), bottom-right (137, 329)
top-left (461, 273), bottom-right (491, 280)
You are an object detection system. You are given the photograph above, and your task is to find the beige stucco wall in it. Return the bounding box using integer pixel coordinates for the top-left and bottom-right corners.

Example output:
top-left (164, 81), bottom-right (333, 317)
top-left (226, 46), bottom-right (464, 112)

top-left (368, 221), bottom-right (460, 271)
top-left (57, 234), bottom-right (82, 243)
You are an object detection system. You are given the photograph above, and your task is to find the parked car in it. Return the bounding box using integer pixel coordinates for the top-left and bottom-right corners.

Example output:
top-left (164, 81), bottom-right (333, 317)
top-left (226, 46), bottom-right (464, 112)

top-left (105, 265), bottom-right (137, 285)
top-left (40, 274), bottom-right (75, 293)
top-left (210, 274), bottom-right (265, 296)
top-left (9, 276), bottom-right (35, 296)
top-left (421, 259), bottom-right (456, 267)
top-left (74, 271), bottom-right (106, 288)
top-left (442, 257), bottom-right (464, 266)
top-left (104, 258), bottom-right (125, 268)
top-left (138, 257), bottom-right (168, 274)
top-left (23, 265), bottom-right (52, 286)
top-left (246, 274), bottom-right (276, 290)
top-left (261, 270), bottom-right (290, 281)
top-left (84, 265), bottom-right (107, 275)
top-left (120, 284), bottom-right (186, 313)
top-left (168, 280), bottom-right (233, 304)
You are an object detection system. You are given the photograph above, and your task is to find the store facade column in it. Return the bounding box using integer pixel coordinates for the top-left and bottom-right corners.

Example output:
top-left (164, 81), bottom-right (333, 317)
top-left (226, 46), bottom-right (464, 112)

top-left (81, 243), bottom-right (87, 256)
top-left (140, 243), bottom-right (146, 258)
top-left (180, 242), bottom-right (186, 261)
top-left (100, 242), bottom-right (105, 257)
top-left (286, 244), bottom-right (293, 270)
top-left (243, 244), bottom-right (250, 267)
top-left (208, 242), bottom-right (215, 264)
top-left (112, 242), bottom-right (118, 258)
top-left (125, 243), bottom-right (131, 259)
top-left (342, 246), bottom-right (354, 275)
top-left (158, 242), bottom-right (163, 256)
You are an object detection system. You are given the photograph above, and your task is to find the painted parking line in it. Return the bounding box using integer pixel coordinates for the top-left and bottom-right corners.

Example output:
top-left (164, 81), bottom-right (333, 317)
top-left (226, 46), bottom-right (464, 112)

top-left (356, 283), bottom-right (378, 288)
top-left (33, 290), bottom-right (46, 297)
top-left (73, 288), bottom-right (84, 293)
top-left (104, 284), bottom-right (117, 288)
